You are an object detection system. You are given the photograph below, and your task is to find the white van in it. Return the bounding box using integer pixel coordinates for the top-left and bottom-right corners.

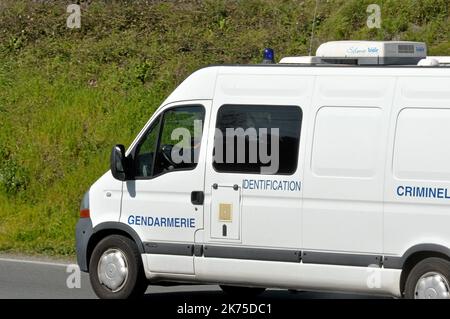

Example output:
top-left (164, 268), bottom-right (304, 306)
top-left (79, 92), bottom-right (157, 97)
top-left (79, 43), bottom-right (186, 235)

top-left (76, 41), bottom-right (450, 299)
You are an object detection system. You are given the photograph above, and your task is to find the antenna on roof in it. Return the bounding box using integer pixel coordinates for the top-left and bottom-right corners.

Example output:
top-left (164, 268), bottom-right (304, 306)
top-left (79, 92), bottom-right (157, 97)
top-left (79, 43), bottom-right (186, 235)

top-left (308, 0), bottom-right (320, 56)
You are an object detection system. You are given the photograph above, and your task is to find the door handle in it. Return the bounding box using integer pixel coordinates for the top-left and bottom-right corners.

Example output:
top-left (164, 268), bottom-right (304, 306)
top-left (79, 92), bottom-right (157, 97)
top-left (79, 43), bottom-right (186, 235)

top-left (191, 191), bottom-right (204, 205)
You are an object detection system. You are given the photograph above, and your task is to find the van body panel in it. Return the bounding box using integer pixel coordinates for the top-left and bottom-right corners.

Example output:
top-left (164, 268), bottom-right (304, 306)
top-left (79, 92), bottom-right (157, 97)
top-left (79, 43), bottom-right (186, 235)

top-left (194, 257), bottom-right (401, 297)
top-left (302, 76), bottom-right (396, 254)
top-left (89, 171), bottom-right (123, 226)
top-left (384, 76), bottom-right (450, 257)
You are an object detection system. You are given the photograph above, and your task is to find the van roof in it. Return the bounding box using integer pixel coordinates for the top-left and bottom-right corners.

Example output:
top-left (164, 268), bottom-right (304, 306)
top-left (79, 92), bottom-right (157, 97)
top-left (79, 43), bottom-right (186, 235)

top-left (161, 64), bottom-right (449, 106)
top-left (209, 63), bottom-right (450, 69)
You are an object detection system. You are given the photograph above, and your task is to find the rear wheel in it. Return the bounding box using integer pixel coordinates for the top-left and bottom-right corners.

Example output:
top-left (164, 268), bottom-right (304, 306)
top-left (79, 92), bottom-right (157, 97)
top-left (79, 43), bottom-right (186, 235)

top-left (220, 285), bottom-right (266, 296)
top-left (404, 257), bottom-right (450, 299)
top-left (89, 235), bottom-right (148, 299)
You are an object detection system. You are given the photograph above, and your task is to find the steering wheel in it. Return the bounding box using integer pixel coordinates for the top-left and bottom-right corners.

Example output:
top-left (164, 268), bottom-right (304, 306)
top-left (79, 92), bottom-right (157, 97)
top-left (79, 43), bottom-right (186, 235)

top-left (161, 138), bottom-right (198, 167)
top-left (161, 144), bottom-right (177, 166)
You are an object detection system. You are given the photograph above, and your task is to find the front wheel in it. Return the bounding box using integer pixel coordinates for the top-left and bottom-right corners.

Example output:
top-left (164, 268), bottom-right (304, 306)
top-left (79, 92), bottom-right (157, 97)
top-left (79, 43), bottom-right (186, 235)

top-left (404, 257), bottom-right (450, 299)
top-left (89, 235), bottom-right (148, 299)
top-left (220, 285), bottom-right (266, 296)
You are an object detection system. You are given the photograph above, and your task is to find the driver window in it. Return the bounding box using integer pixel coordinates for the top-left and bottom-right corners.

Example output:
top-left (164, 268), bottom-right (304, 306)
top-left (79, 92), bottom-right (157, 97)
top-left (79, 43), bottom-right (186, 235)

top-left (134, 105), bottom-right (205, 179)
top-left (153, 106), bottom-right (205, 176)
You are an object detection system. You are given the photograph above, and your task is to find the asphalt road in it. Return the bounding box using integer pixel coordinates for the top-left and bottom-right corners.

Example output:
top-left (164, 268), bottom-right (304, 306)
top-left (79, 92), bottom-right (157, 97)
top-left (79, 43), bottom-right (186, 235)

top-left (0, 256), bottom-right (382, 299)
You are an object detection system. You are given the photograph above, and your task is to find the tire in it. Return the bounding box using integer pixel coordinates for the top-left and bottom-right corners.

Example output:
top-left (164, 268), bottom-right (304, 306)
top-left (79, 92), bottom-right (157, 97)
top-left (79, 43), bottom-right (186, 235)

top-left (404, 257), bottom-right (450, 299)
top-left (220, 285), bottom-right (266, 296)
top-left (89, 235), bottom-right (148, 299)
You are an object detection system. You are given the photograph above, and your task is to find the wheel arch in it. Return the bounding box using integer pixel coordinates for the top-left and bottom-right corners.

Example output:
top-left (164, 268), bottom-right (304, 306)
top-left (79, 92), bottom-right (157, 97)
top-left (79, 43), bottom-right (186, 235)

top-left (86, 222), bottom-right (144, 272)
top-left (398, 244), bottom-right (450, 295)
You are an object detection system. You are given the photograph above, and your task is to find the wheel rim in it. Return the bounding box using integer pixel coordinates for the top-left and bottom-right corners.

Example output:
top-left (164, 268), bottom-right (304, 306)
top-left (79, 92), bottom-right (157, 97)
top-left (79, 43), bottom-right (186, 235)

top-left (97, 248), bottom-right (129, 292)
top-left (414, 271), bottom-right (450, 299)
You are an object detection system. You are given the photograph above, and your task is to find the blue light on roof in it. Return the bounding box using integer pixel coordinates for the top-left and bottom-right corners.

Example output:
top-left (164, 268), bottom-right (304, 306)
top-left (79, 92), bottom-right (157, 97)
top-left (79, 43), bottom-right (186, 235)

top-left (262, 48), bottom-right (275, 64)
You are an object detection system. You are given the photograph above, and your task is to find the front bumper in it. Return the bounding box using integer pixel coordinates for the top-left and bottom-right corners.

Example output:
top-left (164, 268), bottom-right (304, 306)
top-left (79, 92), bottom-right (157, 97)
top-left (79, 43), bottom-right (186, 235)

top-left (75, 218), bottom-right (93, 272)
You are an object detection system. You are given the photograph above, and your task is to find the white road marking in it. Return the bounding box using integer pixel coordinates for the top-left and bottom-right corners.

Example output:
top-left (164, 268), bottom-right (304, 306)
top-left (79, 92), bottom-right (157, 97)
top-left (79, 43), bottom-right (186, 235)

top-left (0, 257), bottom-right (75, 268)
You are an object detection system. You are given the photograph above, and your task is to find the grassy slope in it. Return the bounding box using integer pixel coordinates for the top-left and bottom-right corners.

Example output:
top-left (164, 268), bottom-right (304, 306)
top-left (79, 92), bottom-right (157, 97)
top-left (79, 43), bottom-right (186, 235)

top-left (0, 0), bottom-right (449, 256)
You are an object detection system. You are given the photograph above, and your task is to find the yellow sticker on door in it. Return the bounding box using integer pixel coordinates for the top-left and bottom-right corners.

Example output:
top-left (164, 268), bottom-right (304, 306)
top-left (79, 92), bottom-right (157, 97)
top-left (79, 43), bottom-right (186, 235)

top-left (219, 203), bottom-right (232, 221)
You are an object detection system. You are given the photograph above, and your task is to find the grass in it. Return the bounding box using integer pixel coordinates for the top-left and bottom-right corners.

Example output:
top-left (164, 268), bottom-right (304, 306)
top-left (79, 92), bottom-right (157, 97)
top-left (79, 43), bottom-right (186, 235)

top-left (0, 0), bottom-right (449, 256)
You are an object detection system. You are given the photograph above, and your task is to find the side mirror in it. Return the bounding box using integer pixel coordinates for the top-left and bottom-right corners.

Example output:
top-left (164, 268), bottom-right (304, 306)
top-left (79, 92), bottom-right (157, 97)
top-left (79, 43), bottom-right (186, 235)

top-left (110, 144), bottom-right (129, 181)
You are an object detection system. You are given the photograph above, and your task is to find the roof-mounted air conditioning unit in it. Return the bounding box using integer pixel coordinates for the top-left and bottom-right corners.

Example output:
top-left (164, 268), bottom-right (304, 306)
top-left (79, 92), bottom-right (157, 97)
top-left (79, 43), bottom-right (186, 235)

top-left (279, 41), bottom-right (428, 66)
top-left (316, 41), bottom-right (427, 65)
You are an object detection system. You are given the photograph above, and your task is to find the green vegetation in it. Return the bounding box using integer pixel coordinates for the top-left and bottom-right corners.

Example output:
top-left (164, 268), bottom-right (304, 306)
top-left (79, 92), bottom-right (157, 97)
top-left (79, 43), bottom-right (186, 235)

top-left (0, 0), bottom-right (448, 256)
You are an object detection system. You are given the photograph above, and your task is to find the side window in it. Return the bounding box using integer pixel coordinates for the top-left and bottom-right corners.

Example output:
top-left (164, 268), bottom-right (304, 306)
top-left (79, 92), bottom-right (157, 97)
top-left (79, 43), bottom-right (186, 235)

top-left (213, 105), bottom-right (302, 175)
top-left (133, 105), bottom-right (205, 179)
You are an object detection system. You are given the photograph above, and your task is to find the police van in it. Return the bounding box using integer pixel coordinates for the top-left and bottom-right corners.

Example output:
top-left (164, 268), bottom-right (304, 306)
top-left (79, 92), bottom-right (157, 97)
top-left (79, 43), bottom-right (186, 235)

top-left (76, 41), bottom-right (450, 299)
